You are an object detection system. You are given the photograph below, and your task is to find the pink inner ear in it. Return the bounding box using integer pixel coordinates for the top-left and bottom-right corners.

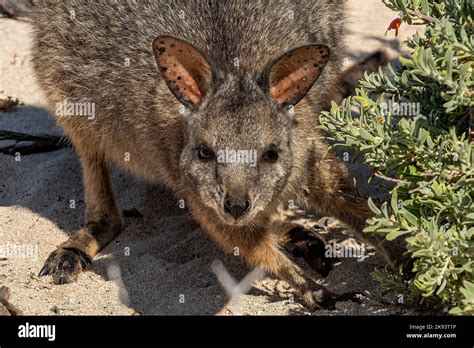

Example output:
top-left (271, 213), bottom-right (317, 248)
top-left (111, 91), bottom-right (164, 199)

top-left (154, 37), bottom-right (211, 106)
top-left (159, 56), bottom-right (202, 105)
top-left (269, 45), bottom-right (329, 107)
top-left (270, 66), bottom-right (316, 106)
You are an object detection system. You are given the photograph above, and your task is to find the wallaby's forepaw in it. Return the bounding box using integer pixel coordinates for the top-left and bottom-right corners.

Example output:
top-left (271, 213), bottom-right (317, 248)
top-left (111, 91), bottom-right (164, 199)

top-left (39, 248), bottom-right (91, 285)
top-left (287, 227), bottom-right (332, 277)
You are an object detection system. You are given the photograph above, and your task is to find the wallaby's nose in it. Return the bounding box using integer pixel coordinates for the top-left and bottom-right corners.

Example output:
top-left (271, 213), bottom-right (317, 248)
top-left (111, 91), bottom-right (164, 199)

top-left (224, 196), bottom-right (251, 220)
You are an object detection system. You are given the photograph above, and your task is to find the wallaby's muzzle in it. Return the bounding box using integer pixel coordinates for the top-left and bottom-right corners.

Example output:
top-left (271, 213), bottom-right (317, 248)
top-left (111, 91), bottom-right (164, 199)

top-left (224, 195), bottom-right (251, 220)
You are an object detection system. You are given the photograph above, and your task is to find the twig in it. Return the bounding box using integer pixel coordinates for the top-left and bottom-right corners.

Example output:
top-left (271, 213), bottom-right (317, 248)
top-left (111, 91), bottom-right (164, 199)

top-left (0, 130), bottom-right (69, 155)
top-left (373, 171), bottom-right (411, 186)
top-left (362, 290), bottom-right (394, 306)
top-left (0, 286), bottom-right (22, 315)
top-left (406, 9), bottom-right (437, 23)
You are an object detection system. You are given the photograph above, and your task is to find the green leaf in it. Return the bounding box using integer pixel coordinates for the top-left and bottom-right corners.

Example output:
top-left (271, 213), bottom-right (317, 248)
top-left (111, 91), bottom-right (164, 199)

top-left (386, 230), bottom-right (411, 241)
top-left (391, 189), bottom-right (399, 215)
top-left (360, 128), bottom-right (376, 141)
top-left (368, 198), bottom-right (382, 215)
top-left (403, 209), bottom-right (418, 226)
top-left (323, 0), bottom-right (474, 315)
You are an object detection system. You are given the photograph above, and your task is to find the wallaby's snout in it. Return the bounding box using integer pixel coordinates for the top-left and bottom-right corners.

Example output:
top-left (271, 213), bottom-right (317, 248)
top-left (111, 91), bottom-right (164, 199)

top-left (223, 191), bottom-right (251, 220)
top-left (218, 174), bottom-right (254, 224)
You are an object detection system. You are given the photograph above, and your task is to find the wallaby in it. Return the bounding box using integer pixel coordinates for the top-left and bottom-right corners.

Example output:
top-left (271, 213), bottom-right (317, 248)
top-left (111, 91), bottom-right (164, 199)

top-left (31, 0), bottom-right (403, 310)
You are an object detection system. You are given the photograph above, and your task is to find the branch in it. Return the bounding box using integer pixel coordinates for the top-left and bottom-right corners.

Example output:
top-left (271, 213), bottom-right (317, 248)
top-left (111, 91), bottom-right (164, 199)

top-left (406, 9), bottom-right (437, 23)
top-left (373, 171), bottom-right (411, 186)
top-left (0, 130), bottom-right (69, 155)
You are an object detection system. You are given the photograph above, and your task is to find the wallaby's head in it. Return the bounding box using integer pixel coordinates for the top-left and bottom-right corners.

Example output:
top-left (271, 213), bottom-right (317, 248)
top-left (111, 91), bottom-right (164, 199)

top-left (153, 36), bottom-right (330, 226)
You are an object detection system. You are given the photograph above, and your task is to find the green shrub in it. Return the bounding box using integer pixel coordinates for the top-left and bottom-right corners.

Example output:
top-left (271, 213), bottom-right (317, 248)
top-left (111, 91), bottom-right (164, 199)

top-left (319, 0), bottom-right (473, 314)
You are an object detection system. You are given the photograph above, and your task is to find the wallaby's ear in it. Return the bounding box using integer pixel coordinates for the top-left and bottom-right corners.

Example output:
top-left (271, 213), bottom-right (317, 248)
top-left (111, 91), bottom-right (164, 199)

top-left (264, 44), bottom-right (330, 108)
top-left (153, 36), bottom-right (212, 108)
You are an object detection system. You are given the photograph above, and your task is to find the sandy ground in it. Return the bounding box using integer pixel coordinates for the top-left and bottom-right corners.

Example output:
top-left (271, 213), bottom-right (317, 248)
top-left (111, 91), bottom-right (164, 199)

top-left (0, 1), bottom-right (423, 315)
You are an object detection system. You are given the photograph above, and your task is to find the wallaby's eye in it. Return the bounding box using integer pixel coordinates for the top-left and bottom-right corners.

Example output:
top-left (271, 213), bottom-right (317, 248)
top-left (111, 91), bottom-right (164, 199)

top-left (197, 145), bottom-right (215, 161)
top-left (262, 145), bottom-right (279, 162)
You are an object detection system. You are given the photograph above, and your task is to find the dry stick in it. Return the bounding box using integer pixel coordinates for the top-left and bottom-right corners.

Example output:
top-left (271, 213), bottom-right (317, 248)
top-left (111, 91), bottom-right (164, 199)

top-left (406, 9), bottom-right (437, 23)
top-left (362, 290), bottom-right (420, 312)
top-left (0, 286), bottom-right (22, 315)
top-left (0, 130), bottom-right (69, 155)
top-left (362, 290), bottom-right (394, 306)
top-left (373, 171), bottom-right (411, 186)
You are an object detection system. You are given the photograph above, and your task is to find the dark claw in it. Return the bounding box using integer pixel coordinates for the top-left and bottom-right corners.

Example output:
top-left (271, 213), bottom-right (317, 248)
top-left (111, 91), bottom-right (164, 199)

top-left (58, 275), bottom-right (65, 285)
top-left (38, 265), bottom-right (50, 277)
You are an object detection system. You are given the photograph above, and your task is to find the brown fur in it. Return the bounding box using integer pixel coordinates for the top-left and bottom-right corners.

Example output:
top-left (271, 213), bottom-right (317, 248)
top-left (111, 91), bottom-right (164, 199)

top-left (32, 0), bottom-right (403, 310)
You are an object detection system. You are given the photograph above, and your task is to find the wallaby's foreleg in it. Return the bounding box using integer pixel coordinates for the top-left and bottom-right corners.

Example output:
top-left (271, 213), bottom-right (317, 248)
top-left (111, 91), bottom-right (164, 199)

top-left (39, 150), bottom-right (122, 284)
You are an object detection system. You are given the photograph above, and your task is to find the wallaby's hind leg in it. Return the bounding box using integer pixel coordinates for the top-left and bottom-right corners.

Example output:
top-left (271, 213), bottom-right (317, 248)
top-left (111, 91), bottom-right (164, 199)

top-left (309, 157), bottom-right (405, 268)
top-left (39, 149), bottom-right (122, 284)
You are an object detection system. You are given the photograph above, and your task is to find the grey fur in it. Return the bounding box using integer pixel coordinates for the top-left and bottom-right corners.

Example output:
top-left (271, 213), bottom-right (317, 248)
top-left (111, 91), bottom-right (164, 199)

top-left (32, 1), bottom-right (402, 309)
